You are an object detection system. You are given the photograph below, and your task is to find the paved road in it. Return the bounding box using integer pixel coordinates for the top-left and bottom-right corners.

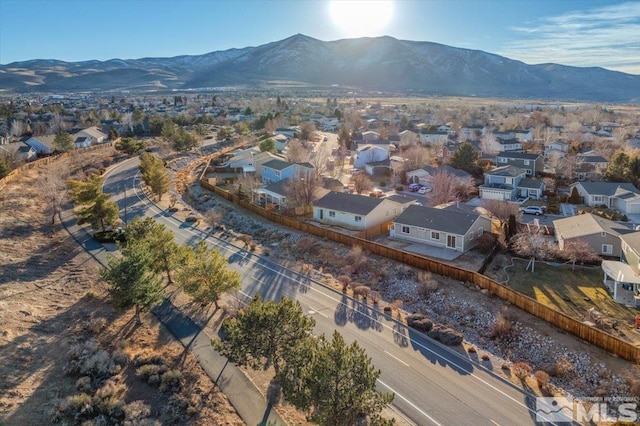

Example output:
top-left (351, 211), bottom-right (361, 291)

top-left (104, 156), bottom-right (569, 426)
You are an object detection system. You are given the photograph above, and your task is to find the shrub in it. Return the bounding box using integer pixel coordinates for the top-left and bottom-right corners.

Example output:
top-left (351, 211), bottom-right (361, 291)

top-left (65, 340), bottom-right (118, 381)
top-left (427, 324), bottom-right (463, 346)
top-left (481, 353), bottom-right (490, 361)
top-left (467, 346), bottom-right (477, 353)
top-left (369, 290), bottom-right (382, 304)
top-left (57, 393), bottom-right (93, 421)
top-left (337, 275), bottom-right (352, 291)
top-left (512, 362), bottom-right (533, 380)
top-left (535, 370), bottom-right (551, 393)
top-left (490, 308), bottom-right (513, 341)
top-left (624, 365), bottom-right (640, 398)
top-left (122, 400), bottom-right (151, 423)
top-left (417, 272), bottom-right (438, 298)
top-left (476, 233), bottom-right (497, 253)
top-left (553, 356), bottom-right (575, 378)
top-left (395, 186), bottom-right (404, 192)
top-left (76, 376), bottom-right (93, 393)
top-left (353, 285), bottom-right (371, 300)
top-left (160, 370), bottom-right (183, 393)
top-left (137, 363), bottom-right (168, 382)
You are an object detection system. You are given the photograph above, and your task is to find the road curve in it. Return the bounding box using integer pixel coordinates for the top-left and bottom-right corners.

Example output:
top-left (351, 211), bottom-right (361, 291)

top-left (103, 156), bottom-right (568, 426)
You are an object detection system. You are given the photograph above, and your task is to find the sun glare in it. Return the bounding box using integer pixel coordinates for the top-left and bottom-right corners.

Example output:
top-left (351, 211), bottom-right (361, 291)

top-left (329, 0), bottom-right (394, 38)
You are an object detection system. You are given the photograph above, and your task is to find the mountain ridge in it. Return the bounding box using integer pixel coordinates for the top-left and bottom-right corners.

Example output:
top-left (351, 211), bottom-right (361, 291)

top-left (1, 34), bottom-right (639, 103)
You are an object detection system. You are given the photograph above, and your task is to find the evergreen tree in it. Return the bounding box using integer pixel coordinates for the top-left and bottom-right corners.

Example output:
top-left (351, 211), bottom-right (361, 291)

top-left (175, 241), bottom-right (241, 308)
top-left (606, 150), bottom-right (631, 182)
top-left (259, 138), bottom-right (277, 153)
top-left (100, 239), bottom-right (163, 324)
top-left (568, 186), bottom-right (582, 204)
top-left (125, 216), bottom-right (181, 282)
top-left (449, 142), bottom-right (480, 175)
top-left (295, 331), bottom-right (394, 426)
top-left (0, 155), bottom-right (10, 179)
top-left (337, 125), bottom-right (351, 149)
top-left (54, 130), bottom-right (74, 152)
top-left (67, 175), bottom-right (120, 231)
top-left (215, 295), bottom-right (315, 376)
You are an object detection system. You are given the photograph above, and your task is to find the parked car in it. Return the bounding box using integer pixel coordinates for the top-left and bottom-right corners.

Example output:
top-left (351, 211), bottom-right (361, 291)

top-left (418, 186), bottom-right (432, 194)
top-left (520, 206), bottom-right (544, 215)
top-left (408, 183), bottom-right (421, 192)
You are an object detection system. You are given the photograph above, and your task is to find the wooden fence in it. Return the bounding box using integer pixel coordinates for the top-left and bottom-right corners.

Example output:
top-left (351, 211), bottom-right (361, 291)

top-left (199, 160), bottom-right (640, 362)
top-left (0, 141), bottom-right (116, 190)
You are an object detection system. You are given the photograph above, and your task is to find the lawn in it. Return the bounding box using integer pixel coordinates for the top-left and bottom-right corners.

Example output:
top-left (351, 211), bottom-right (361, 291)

top-left (506, 259), bottom-right (639, 335)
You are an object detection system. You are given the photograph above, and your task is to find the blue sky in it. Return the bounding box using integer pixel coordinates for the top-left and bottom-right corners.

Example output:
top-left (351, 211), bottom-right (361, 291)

top-left (1, 0), bottom-right (638, 74)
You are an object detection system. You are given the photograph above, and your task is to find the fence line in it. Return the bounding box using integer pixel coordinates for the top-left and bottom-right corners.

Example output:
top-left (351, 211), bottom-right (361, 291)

top-left (199, 160), bottom-right (640, 362)
top-left (0, 141), bottom-right (117, 190)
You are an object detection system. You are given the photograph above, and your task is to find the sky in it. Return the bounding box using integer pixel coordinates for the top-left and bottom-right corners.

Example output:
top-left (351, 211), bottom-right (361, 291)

top-left (1, 0), bottom-right (639, 74)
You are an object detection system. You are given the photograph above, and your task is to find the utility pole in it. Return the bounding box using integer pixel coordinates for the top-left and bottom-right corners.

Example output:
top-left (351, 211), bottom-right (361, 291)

top-left (123, 184), bottom-right (128, 226)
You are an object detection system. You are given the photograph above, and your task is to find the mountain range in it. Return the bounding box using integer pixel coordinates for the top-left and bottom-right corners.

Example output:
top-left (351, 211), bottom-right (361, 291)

top-left (1, 34), bottom-right (639, 103)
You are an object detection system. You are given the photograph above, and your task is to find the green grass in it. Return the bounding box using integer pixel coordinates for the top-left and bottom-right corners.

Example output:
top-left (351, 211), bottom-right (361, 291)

top-left (506, 260), bottom-right (638, 325)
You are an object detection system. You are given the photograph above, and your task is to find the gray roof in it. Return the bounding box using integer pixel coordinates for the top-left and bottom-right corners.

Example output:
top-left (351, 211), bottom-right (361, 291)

top-left (579, 155), bottom-right (608, 163)
top-left (496, 152), bottom-right (541, 160)
top-left (262, 158), bottom-right (294, 171)
top-left (620, 232), bottom-right (640, 253)
top-left (486, 165), bottom-right (525, 177)
top-left (553, 213), bottom-right (636, 240)
top-left (394, 205), bottom-right (482, 235)
top-left (518, 178), bottom-right (544, 189)
top-left (575, 182), bottom-right (640, 196)
top-left (313, 191), bottom-right (384, 215)
top-left (423, 165), bottom-right (471, 179)
top-left (263, 178), bottom-right (290, 196)
top-left (386, 194), bottom-right (417, 205)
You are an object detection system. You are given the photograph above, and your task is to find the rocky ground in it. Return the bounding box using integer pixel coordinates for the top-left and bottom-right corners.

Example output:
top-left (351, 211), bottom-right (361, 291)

top-left (0, 149), bottom-right (243, 425)
top-left (171, 147), bottom-right (640, 408)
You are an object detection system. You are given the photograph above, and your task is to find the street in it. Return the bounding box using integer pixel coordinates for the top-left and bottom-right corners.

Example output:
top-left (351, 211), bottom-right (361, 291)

top-left (103, 156), bottom-right (566, 426)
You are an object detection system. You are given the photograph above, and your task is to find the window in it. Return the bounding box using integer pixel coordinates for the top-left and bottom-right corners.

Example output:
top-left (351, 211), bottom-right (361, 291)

top-left (329, 211), bottom-right (335, 218)
top-left (477, 227), bottom-right (483, 237)
top-left (401, 226), bottom-right (410, 234)
top-left (593, 195), bottom-right (603, 202)
top-left (274, 170), bottom-right (280, 177)
top-left (355, 216), bottom-right (362, 222)
top-left (601, 232), bottom-right (606, 237)
top-left (602, 244), bottom-right (613, 255)
top-left (524, 160), bottom-right (530, 165)
top-left (498, 157), bottom-right (507, 163)
top-left (431, 231), bottom-right (440, 240)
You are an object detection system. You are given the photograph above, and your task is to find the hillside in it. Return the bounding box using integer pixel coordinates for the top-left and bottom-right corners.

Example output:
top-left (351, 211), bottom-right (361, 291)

top-left (1, 34), bottom-right (639, 103)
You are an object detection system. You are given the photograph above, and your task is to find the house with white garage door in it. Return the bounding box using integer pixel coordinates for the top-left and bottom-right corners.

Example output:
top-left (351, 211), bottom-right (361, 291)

top-left (569, 182), bottom-right (640, 215)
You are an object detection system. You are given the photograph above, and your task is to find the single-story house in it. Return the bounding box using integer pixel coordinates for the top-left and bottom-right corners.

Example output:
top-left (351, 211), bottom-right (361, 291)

top-left (254, 178), bottom-right (290, 209)
top-left (24, 134), bottom-right (57, 154)
top-left (74, 126), bottom-right (107, 144)
top-left (313, 192), bottom-right (406, 231)
top-left (602, 232), bottom-right (640, 306)
top-left (0, 141), bottom-right (37, 161)
top-left (391, 205), bottom-right (491, 253)
top-left (73, 136), bottom-right (92, 149)
top-left (353, 145), bottom-right (389, 169)
top-left (553, 213), bottom-right (636, 258)
top-left (569, 182), bottom-right (640, 214)
top-left (406, 165), bottom-right (473, 187)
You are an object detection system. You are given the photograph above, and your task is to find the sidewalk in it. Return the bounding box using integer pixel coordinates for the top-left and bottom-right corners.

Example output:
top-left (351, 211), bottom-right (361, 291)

top-left (59, 205), bottom-right (286, 426)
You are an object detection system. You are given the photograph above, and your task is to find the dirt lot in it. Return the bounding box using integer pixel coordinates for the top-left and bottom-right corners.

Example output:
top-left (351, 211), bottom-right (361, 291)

top-left (0, 149), bottom-right (242, 425)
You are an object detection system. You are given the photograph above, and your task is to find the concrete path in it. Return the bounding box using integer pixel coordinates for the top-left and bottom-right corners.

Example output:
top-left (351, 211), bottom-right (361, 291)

top-left (59, 203), bottom-right (286, 426)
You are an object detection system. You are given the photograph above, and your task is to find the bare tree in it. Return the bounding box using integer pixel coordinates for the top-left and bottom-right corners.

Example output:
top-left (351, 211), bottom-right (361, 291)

top-left (48, 114), bottom-right (67, 134)
top-left (264, 118), bottom-right (278, 135)
top-left (286, 139), bottom-right (308, 163)
top-left (285, 169), bottom-right (321, 208)
top-left (510, 228), bottom-right (557, 272)
top-left (399, 131), bottom-right (419, 149)
top-left (402, 145), bottom-right (430, 172)
top-left (38, 164), bottom-right (68, 225)
top-left (429, 171), bottom-right (457, 206)
top-left (480, 132), bottom-right (498, 156)
top-left (10, 120), bottom-right (24, 138)
top-left (482, 200), bottom-right (520, 227)
top-left (230, 174), bottom-right (261, 201)
top-left (204, 209), bottom-right (224, 231)
top-left (300, 121), bottom-right (317, 141)
top-left (350, 173), bottom-right (373, 194)
top-left (310, 145), bottom-right (331, 177)
top-left (560, 239), bottom-right (600, 271)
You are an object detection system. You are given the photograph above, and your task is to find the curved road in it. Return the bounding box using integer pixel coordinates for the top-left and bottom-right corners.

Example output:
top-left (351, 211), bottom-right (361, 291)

top-left (104, 155), bottom-right (566, 426)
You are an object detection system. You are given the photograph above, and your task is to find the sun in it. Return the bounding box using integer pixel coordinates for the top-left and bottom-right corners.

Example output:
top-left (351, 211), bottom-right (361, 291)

top-left (329, 0), bottom-right (394, 38)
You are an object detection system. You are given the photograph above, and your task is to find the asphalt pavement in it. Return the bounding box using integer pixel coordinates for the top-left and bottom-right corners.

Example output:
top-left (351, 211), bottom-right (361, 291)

top-left (93, 155), bottom-right (569, 425)
top-left (59, 171), bottom-right (286, 426)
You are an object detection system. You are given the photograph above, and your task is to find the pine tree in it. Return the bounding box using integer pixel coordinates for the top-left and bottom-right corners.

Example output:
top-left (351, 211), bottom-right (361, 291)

top-left (100, 239), bottom-right (163, 324)
top-left (67, 175), bottom-right (120, 231)
top-left (175, 241), bottom-right (241, 308)
top-left (449, 142), bottom-right (480, 175)
top-left (54, 130), bottom-right (74, 152)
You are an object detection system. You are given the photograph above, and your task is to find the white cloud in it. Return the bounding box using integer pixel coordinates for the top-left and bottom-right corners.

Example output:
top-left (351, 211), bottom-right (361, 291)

top-left (499, 2), bottom-right (640, 74)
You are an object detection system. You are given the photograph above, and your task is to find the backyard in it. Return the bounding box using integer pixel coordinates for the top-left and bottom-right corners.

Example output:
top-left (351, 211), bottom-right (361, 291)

top-left (491, 257), bottom-right (640, 345)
